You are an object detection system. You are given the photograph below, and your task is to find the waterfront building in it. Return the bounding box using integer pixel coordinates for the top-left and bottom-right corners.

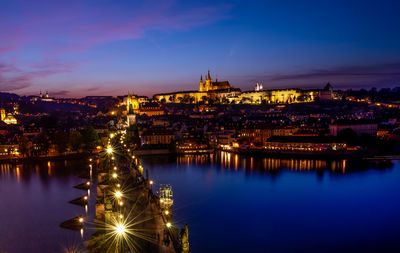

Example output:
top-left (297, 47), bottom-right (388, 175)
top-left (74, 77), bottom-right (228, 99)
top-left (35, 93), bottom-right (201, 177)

top-left (141, 129), bottom-right (175, 145)
top-left (329, 120), bottom-right (378, 136)
top-left (264, 136), bottom-right (346, 152)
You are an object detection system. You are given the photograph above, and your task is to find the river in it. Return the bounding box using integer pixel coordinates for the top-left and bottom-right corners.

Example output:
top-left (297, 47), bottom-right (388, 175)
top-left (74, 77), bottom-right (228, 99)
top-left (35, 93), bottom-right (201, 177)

top-left (1, 153), bottom-right (400, 252)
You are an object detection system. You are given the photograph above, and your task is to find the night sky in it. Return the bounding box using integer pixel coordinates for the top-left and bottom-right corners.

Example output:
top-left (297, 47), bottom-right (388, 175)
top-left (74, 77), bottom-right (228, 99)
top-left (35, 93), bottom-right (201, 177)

top-left (1, 0), bottom-right (400, 97)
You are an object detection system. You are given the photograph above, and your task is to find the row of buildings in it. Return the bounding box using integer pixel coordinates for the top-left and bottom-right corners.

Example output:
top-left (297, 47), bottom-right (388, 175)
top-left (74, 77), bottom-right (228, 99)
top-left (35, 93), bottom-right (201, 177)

top-left (153, 70), bottom-right (336, 104)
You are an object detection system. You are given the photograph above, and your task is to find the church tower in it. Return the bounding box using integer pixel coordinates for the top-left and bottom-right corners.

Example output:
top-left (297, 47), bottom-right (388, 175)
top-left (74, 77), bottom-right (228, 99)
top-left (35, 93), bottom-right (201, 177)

top-left (126, 93), bottom-right (138, 126)
top-left (0, 108), bottom-right (5, 121)
top-left (199, 75), bottom-right (204, 92)
top-left (205, 70), bottom-right (212, 91)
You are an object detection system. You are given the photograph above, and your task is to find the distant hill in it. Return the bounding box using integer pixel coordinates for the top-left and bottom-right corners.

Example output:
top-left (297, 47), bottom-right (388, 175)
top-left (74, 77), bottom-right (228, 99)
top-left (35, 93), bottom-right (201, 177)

top-left (0, 92), bottom-right (20, 100)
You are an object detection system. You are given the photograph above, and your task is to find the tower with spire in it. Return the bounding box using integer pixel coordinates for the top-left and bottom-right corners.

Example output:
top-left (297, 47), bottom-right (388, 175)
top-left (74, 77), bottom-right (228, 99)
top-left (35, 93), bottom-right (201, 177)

top-left (205, 70), bottom-right (212, 91)
top-left (198, 70), bottom-right (231, 92)
top-left (199, 75), bottom-right (205, 91)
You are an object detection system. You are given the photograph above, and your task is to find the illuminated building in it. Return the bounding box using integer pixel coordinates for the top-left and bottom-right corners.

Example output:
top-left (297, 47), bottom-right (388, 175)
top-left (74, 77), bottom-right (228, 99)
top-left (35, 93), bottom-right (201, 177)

top-left (125, 94), bottom-right (164, 116)
top-left (0, 108), bottom-right (5, 121)
top-left (329, 120), bottom-right (378, 136)
top-left (141, 129), bottom-right (175, 145)
top-left (199, 70), bottom-right (231, 92)
top-left (153, 71), bottom-right (334, 104)
top-left (3, 113), bottom-right (17, 125)
top-left (264, 136), bottom-right (346, 152)
top-left (154, 70), bottom-right (238, 103)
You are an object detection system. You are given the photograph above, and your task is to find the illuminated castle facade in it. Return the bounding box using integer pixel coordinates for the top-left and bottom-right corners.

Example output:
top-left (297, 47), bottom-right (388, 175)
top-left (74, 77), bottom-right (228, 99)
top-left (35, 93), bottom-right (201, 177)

top-left (154, 70), bottom-right (238, 103)
top-left (153, 71), bottom-right (333, 104)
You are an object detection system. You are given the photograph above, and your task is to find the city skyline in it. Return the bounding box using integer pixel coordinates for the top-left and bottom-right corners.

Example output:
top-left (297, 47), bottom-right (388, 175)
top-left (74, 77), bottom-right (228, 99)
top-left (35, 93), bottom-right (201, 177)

top-left (1, 0), bottom-right (400, 98)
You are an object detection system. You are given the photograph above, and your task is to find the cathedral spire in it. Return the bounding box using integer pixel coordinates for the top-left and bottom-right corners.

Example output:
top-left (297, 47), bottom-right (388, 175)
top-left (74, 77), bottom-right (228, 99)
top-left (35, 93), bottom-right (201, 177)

top-left (207, 70), bottom-right (211, 80)
top-left (200, 75), bottom-right (203, 81)
top-left (215, 74), bottom-right (218, 82)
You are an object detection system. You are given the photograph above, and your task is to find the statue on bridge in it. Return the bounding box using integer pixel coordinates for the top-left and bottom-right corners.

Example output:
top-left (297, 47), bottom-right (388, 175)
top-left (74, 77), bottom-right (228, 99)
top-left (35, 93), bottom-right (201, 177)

top-left (180, 223), bottom-right (190, 253)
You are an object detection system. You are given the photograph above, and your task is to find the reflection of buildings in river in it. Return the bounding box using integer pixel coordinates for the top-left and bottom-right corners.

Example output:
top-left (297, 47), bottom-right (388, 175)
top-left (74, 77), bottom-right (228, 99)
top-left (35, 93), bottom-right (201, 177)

top-left (0, 163), bottom-right (21, 182)
top-left (177, 152), bottom-right (349, 173)
top-left (0, 159), bottom-right (87, 184)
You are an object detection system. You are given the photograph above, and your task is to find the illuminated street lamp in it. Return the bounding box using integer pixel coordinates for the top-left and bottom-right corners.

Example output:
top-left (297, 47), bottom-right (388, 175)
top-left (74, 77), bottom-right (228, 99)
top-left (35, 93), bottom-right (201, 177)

top-left (107, 147), bottom-right (113, 154)
top-left (165, 210), bottom-right (169, 215)
top-left (166, 222), bottom-right (172, 228)
top-left (149, 180), bottom-right (154, 185)
top-left (114, 166), bottom-right (117, 170)
top-left (119, 201), bottom-right (124, 206)
top-left (79, 217), bottom-right (84, 223)
top-left (115, 223), bottom-right (126, 236)
top-left (115, 191), bottom-right (122, 198)
top-left (112, 173), bottom-right (118, 179)
top-left (86, 181), bottom-right (90, 186)
top-left (110, 133), bottom-right (115, 139)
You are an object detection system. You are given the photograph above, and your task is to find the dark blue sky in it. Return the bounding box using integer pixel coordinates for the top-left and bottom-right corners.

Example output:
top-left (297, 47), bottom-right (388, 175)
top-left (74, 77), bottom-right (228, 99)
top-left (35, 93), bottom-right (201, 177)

top-left (1, 0), bottom-right (400, 97)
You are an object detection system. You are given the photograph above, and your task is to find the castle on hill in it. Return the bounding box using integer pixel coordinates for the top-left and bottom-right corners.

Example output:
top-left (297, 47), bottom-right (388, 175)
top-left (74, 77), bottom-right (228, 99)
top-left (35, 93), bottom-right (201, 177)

top-left (153, 70), bottom-right (334, 104)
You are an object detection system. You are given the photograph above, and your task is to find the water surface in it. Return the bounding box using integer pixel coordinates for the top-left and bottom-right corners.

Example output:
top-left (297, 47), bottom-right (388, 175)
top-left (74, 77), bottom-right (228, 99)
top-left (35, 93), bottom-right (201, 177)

top-left (0, 154), bottom-right (399, 253)
top-left (143, 153), bottom-right (400, 253)
top-left (0, 160), bottom-right (91, 252)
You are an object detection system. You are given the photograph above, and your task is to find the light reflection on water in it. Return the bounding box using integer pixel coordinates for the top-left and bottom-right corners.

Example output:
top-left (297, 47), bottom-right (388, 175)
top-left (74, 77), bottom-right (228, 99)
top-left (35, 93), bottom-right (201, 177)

top-left (143, 152), bottom-right (399, 253)
top-left (0, 154), bottom-right (398, 253)
top-left (0, 159), bottom-right (92, 253)
top-left (176, 152), bottom-right (392, 174)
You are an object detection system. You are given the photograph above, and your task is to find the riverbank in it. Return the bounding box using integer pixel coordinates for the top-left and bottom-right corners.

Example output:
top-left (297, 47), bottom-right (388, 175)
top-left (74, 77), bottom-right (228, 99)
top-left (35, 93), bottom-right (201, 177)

top-left (0, 153), bottom-right (92, 163)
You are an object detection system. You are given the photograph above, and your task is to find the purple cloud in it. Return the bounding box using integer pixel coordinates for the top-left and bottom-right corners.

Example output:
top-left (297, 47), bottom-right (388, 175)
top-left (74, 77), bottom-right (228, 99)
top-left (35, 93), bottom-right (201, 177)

top-left (0, 60), bottom-right (75, 92)
top-left (0, 0), bottom-right (230, 95)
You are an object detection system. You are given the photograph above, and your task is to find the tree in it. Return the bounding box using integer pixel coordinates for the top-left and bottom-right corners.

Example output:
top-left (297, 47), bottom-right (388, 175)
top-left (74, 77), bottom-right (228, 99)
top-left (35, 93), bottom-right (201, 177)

top-left (182, 94), bottom-right (191, 103)
top-left (359, 133), bottom-right (376, 150)
top-left (18, 136), bottom-right (32, 157)
top-left (34, 132), bottom-right (50, 155)
top-left (69, 130), bottom-right (82, 152)
top-left (124, 124), bottom-right (141, 148)
top-left (338, 128), bottom-right (358, 146)
top-left (54, 131), bottom-right (69, 154)
top-left (82, 126), bottom-right (100, 153)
